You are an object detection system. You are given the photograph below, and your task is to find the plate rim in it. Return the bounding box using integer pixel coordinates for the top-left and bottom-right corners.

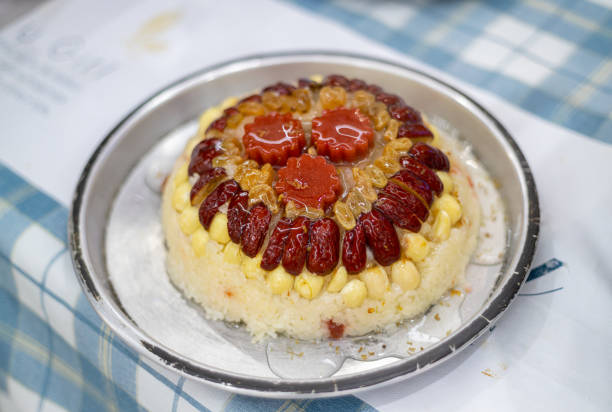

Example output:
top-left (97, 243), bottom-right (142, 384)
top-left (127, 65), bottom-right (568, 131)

top-left (68, 50), bottom-right (540, 397)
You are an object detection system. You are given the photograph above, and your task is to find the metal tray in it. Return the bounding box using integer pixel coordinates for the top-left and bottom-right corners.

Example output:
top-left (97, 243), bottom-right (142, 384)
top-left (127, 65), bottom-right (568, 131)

top-left (69, 52), bottom-right (539, 397)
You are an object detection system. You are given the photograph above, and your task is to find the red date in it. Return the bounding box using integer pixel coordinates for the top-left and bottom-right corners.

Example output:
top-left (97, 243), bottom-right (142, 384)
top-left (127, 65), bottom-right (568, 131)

top-left (341, 221), bottom-right (367, 274)
top-left (198, 180), bottom-right (239, 229)
top-left (381, 181), bottom-right (429, 221)
top-left (391, 169), bottom-right (434, 206)
top-left (408, 143), bottom-right (450, 172)
top-left (307, 218), bottom-right (340, 275)
top-left (260, 218), bottom-right (292, 271)
top-left (282, 216), bottom-right (310, 275)
top-left (240, 203), bottom-right (271, 258)
top-left (190, 167), bottom-right (226, 205)
top-left (188, 138), bottom-right (223, 176)
top-left (359, 209), bottom-right (400, 267)
top-left (227, 190), bottom-right (249, 244)
top-left (399, 156), bottom-right (443, 196)
top-left (375, 195), bottom-right (422, 232)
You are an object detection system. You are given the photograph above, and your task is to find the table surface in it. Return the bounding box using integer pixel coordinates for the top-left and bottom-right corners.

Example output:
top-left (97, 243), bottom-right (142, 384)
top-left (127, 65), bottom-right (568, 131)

top-left (1, 0), bottom-right (611, 411)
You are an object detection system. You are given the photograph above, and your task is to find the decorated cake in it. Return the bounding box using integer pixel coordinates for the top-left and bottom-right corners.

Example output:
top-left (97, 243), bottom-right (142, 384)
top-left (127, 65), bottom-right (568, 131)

top-left (161, 74), bottom-right (480, 340)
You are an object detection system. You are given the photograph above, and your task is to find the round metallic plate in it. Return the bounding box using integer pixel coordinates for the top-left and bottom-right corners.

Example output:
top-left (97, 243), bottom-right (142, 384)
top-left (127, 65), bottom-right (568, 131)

top-left (69, 52), bottom-right (539, 397)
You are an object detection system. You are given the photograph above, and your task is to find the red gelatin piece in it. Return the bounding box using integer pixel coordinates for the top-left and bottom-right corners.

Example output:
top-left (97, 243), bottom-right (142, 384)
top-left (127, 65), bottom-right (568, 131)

top-left (198, 180), bottom-right (240, 229)
top-left (397, 123), bottom-right (433, 140)
top-left (399, 156), bottom-right (443, 195)
top-left (227, 190), bottom-right (250, 244)
top-left (243, 113), bottom-right (306, 166)
top-left (240, 203), bottom-right (271, 258)
top-left (307, 218), bottom-right (340, 275)
top-left (408, 143), bottom-right (450, 172)
top-left (375, 195), bottom-right (422, 232)
top-left (311, 108), bottom-right (375, 162)
top-left (275, 154), bottom-right (342, 210)
top-left (190, 167), bottom-right (227, 205)
top-left (388, 104), bottom-right (422, 124)
top-left (188, 138), bottom-right (223, 176)
top-left (261, 218), bottom-right (292, 271)
top-left (326, 319), bottom-right (345, 339)
top-left (341, 222), bottom-right (367, 274)
top-left (391, 169), bottom-right (434, 206)
top-left (359, 209), bottom-right (401, 267)
top-left (282, 216), bottom-right (310, 275)
top-left (324, 74), bottom-right (350, 88)
top-left (262, 82), bottom-right (295, 95)
top-left (381, 181), bottom-right (429, 221)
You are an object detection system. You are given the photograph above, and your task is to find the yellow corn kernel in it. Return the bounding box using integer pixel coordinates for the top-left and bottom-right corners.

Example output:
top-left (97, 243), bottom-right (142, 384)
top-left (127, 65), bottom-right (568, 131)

top-left (433, 194), bottom-right (462, 225)
top-left (197, 107), bottom-right (223, 135)
top-left (172, 182), bottom-right (191, 212)
top-left (309, 74), bottom-right (323, 83)
top-left (432, 210), bottom-right (451, 241)
top-left (178, 206), bottom-right (200, 235)
top-left (437, 171), bottom-right (454, 195)
top-left (209, 213), bottom-right (230, 244)
top-left (294, 272), bottom-right (324, 300)
top-left (241, 253), bottom-right (266, 279)
top-left (267, 267), bottom-right (294, 295)
top-left (391, 259), bottom-right (421, 291)
top-left (221, 96), bottom-right (238, 109)
top-left (327, 266), bottom-right (348, 293)
top-left (403, 233), bottom-right (430, 262)
top-left (359, 266), bottom-right (389, 300)
top-left (191, 228), bottom-right (209, 257)
top-left (341, 279), bottom-right (368, 308)
top-left (173, 162), bottom-right (189, 188)
top-left (223, 242), bottom-right (242, 265)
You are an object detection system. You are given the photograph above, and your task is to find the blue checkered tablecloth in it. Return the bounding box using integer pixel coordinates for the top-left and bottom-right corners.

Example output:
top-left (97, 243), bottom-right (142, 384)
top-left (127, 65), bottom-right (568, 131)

top-left (289, 0), bottom-right (612, 144)
top-left (1, 0), bottom-right (611, 411)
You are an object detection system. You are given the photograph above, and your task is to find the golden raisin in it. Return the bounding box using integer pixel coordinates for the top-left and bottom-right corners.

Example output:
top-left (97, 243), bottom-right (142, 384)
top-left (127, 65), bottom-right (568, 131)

top-left (221, 136), bottom-right (242, 156)
top-left (238, 101), bottom-right (266, 116)
top-left (248, 184), bottom-right (279, 213)
top-left (226, 112), bottom-right (243, 128)
top-left (237, 164), bottom-right (274, 191)
top-left (234, 160), bottom-right (258, 182)
top-left (262, 91), bottom-right (282, 110)
top-left (355, 183), bottom-right (377, 202)
top-left (319, 86), bottom-right (346, 110)
top-left (212, 154), bottom-right (241, 168)
top-left (292, 88), bottom-right (311, 112)
top-left (387, 137), bottom-right (412, 155)
top-left (346, 190), bottom-right (371, 217)
top-left (285, 200), bottom-right (324, 219)
top-left (334, 200), bottom-right (356, 230)
top-left (364, 165), bottom-right (387, 188)
top-left (374, 155), bottom-right (401, 176)
top-left (373, 107), bottom-right (390, 131)
top-left (352, 90), bottom-right (375, 114)
top-left (279, 95), bottom-right (296, 113)
top-left (384, 119), bottom-right (400, 141)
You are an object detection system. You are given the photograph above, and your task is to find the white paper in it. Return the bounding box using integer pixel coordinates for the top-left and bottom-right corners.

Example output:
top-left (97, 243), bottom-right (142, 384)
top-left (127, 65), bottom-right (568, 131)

top-left (1, 1), bottom-right (611, 410)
